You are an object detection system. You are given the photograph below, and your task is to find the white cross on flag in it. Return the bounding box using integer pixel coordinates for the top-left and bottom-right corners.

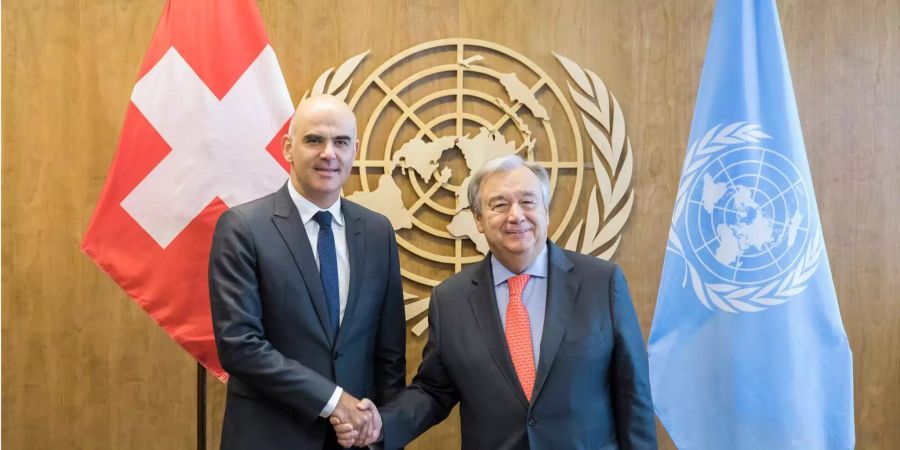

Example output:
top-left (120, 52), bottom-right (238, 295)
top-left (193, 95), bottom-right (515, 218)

top-left (81, 0), bottom-right (293, 380)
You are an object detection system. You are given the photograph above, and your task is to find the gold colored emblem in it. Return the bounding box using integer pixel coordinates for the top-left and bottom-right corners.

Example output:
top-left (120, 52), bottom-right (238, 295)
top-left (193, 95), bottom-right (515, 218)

top-left (308, 39), bottom-right (634, 334)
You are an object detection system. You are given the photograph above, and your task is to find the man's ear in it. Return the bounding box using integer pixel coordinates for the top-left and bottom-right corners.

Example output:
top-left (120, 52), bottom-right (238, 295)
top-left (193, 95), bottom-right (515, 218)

top-left (473, 211), bottom-right (484, 234)
top-left (282, 134), bottom-right (293, 163)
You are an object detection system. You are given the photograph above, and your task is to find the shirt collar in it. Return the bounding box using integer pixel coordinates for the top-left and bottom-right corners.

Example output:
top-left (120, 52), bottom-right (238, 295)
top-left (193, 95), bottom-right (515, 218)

top-left (287, 181), bottom-right (345, 227)
top-left (491, 244), bottom-right (549, 286)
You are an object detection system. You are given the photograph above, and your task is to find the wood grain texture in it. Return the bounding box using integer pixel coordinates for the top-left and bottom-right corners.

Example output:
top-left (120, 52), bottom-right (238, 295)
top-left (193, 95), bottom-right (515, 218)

top-left (3, 1), bottom-right (898, 449)
top-left (1, 1), bottom-right (198, 449)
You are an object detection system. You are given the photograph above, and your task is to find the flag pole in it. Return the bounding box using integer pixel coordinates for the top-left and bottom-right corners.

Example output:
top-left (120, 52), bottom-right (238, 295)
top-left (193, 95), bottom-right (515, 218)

top-left (197, 363), bottom-right (207, 450)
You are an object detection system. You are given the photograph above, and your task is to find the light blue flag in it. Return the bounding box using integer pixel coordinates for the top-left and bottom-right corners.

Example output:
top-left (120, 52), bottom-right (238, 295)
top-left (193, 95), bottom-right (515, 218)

top-left (648, 0), bottom-right (855, 449)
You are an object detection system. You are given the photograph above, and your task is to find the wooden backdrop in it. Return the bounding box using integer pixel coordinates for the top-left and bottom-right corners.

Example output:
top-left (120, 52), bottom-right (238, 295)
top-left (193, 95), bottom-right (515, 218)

top-left (3, 0), bottom-right (898, 448)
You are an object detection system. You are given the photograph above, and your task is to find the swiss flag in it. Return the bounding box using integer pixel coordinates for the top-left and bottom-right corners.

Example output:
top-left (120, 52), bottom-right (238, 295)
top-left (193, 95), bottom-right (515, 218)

top-left (81, 0), bottom-right (293, 380)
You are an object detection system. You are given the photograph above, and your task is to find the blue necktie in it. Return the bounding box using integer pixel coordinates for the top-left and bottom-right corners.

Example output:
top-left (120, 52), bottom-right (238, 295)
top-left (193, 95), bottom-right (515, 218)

top-left (313, 211), bottom-right (340, 338)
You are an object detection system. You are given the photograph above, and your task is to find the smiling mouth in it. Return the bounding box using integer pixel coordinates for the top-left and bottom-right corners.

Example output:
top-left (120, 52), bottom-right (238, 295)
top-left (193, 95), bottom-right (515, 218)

top-left (505, 229), bottom-right (532, 235)
top-left (314, 167), bottom-right (339, 174)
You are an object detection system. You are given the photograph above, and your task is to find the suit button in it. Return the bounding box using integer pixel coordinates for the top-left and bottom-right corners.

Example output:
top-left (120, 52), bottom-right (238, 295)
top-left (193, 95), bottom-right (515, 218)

top-left (333, 351), bottom-right (342, 360)
top-left (527, 417), bottom-right (537, 426)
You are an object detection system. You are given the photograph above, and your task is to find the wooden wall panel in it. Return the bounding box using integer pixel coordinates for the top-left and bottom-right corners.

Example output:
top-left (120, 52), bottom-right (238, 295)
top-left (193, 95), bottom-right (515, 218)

top-left (3, 1), bottom-right (898, 449)
top-left (1, 1), bottom-right (198, 449)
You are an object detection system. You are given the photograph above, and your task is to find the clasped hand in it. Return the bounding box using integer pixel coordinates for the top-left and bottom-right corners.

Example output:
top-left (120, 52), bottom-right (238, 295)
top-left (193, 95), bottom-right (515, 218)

top-left (329, 392), bottom-right (381, 448)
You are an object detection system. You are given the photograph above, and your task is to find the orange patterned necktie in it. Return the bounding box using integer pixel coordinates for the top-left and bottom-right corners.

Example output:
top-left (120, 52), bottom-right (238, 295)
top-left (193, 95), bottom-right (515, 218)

top-left (505, 273), bottom-right (535, 401)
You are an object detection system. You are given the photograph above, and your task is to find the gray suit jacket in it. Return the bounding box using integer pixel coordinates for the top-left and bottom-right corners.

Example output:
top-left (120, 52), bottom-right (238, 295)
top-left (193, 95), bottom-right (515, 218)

top-left (380, 242), bottom-right (656, 450)
top-left (209, 184), bottom-right (406, 450)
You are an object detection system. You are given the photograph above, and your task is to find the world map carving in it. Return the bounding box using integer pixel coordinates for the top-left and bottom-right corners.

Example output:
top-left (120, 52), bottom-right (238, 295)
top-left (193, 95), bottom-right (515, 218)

top-left (346, 74), bottom-right (547, 255)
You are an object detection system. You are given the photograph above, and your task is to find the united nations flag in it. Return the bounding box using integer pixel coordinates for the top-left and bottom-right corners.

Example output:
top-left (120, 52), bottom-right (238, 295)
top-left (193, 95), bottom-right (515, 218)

top-left (648, 0), bottom-right (855, 448)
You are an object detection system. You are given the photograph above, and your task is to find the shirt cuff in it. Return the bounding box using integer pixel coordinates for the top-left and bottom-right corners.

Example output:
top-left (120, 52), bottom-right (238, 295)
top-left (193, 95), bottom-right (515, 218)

top-left (319, 386), bottom-right (343, 418)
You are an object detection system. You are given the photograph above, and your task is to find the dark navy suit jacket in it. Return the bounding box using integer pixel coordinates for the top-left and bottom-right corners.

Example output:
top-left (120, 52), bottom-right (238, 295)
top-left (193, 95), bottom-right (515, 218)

top-left (209, 184), bottom-right (406, 449)
top-left (381, 242), bottom-right (656, 450)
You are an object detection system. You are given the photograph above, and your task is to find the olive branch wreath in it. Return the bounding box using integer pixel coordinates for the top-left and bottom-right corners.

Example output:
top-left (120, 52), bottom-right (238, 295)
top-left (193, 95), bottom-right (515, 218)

top-left (554, 53), bottom-right (634, 260)
top-left (304, 50), bottom-right (369, 100)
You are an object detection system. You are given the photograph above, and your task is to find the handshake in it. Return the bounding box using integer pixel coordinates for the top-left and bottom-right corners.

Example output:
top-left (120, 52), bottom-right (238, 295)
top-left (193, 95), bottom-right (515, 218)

top-left (328, 392), bottom-right (383, 448)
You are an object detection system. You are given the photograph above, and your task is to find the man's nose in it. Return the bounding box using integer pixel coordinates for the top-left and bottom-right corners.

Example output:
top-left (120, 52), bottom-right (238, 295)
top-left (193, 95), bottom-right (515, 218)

top-left (506, 203), bottom-right (526, 222)
top-left (320, 141), bottom-right (337, 160)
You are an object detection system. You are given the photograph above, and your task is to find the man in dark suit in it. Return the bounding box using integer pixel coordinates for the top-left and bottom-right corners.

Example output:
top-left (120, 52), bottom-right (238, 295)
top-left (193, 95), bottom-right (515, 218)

top-left (335, 155), bottom-right (656, 449)
top-left (209, 95), bottom-right (406, 449)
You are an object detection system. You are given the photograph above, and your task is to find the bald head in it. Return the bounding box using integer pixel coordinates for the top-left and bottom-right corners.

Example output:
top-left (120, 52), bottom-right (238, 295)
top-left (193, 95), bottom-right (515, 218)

top-left (281, 94), bottom-right (359, 208)
top-left (288, 94), bottom-right (357, 139)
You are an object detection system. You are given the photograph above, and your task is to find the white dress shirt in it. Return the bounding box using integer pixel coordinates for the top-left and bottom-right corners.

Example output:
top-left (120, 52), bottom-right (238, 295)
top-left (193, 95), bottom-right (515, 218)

top-left (286, 182), bottom-right (349, 417)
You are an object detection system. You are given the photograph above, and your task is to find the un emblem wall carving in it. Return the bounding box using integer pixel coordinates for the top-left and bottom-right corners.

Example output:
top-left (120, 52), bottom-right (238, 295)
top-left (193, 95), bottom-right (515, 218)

top-left (308, 39), bottom-right (635, 334)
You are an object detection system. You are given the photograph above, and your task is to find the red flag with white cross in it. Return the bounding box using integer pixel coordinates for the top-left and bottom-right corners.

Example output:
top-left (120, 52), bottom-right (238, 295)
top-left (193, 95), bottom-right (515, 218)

top-left (81, 0), bottom-right (292, 380)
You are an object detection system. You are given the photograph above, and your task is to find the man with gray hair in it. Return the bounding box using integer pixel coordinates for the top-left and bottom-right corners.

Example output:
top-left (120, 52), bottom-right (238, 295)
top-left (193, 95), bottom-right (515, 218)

top-left (335, 154), bottom-right (656, 449)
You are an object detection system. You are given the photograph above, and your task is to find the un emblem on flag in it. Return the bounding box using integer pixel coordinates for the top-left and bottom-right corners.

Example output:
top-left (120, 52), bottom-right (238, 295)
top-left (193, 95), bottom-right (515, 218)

top-left (667, 123), bottom-right (824, 313)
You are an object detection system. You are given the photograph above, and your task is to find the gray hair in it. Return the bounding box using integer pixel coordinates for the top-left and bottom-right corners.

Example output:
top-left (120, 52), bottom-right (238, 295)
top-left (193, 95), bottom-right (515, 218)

top-left (467, 155), bottom-right (550, 216)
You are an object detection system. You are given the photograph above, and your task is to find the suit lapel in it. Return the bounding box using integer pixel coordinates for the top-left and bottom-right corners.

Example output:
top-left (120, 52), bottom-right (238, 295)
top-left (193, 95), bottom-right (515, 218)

top-left (531, 243), bottom-right (578, 405)
top-left (468, 257), bottom-right (530, 409)
top-left (335, 201), bottom-right (365, 348)
top-left (271, 184), bottom-right (335, 345)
